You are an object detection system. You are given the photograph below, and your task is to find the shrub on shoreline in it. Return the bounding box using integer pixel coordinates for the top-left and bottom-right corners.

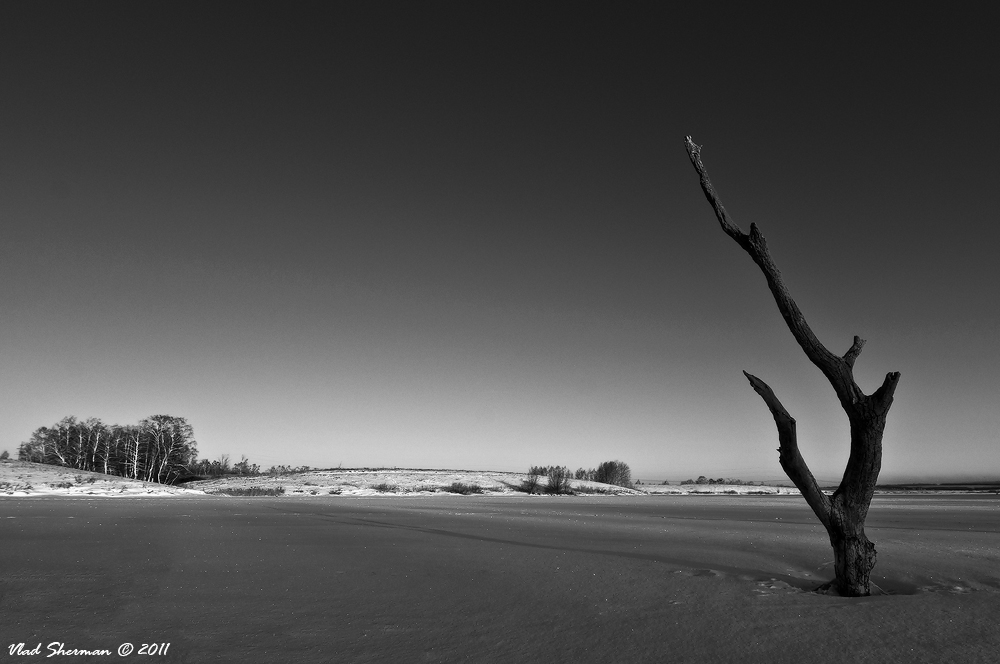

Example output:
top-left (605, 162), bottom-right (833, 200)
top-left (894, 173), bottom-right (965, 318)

top-left (519, 475), bottom-right (541, 494)
top-left (442, 482), bottom-right (484, 495)
top-left (546, 466), bottom-right (573, 494)
top-left (594, 461), bottom-right (632, 489)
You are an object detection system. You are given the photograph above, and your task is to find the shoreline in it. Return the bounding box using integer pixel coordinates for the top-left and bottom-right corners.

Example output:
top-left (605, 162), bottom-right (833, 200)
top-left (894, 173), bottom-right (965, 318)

top-left (4, 460), bottom-right (998, 498)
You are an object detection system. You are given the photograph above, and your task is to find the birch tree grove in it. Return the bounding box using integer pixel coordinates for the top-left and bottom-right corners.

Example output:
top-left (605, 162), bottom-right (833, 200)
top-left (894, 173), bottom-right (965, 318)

top-left (18, 415), bottom-right (198, 485)
top-left (684, 136), bottom-right (901, 596)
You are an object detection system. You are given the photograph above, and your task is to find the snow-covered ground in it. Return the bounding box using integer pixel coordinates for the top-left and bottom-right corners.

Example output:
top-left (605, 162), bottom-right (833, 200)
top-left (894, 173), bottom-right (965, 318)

top-left (189, 468), bottom-right (647, 496)
top-left (0, 459), bottom-right (203, 496)
top-left (1, 460), bottom-right (803, 497)
top-left (640, 482), bottom-right (801, 495)
top-left (186, 469), bottom-right (804, 496)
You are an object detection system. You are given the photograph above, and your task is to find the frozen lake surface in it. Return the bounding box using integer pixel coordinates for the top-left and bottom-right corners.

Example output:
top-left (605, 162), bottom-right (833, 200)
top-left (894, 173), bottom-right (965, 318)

top-left (2, 494), bottom-right (998, 662)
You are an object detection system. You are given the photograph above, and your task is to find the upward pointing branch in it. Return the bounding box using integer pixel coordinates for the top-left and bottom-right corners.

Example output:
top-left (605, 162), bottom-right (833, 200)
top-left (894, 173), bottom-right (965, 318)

top-left (743, 371), bottom-right (831, 528)
top-left (685, 136), bottom-right (865, 409)
top-left (684, 137), bottom-right (746, 248)
top-left (843, 336), bottom-right (866, 369)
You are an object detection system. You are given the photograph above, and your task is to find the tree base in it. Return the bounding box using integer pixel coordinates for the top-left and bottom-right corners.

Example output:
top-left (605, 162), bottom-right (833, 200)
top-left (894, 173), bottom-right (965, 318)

top-left (813, 579), bottom-right (888, 597)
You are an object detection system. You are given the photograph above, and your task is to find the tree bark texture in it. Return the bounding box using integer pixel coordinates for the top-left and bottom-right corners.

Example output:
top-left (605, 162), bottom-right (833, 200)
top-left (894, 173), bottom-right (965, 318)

top-left (684, 136), bottom-right (901, 596)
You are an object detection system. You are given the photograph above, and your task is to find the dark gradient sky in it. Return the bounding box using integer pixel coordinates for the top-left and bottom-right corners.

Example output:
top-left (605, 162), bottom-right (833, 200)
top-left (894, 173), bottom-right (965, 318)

top-left (2, 3), bottom-right (998, 480)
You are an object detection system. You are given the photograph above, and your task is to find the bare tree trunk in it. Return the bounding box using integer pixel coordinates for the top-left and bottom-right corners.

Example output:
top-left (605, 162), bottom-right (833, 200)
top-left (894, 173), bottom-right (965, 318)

top-left (130, 429), bottom-right (142, 480)
top-left (685, 136), bottom-right (900, 597)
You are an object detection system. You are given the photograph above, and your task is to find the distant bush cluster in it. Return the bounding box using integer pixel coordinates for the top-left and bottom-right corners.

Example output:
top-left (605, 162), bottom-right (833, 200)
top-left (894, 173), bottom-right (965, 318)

top-left (679, 476), bottom-right (762, 486)
top-left (525, 460), bottom-right (633, 494)
top-left (207, 486), bottom-right (286, 497)
top-left (264, 464), bottom-right (313, 476)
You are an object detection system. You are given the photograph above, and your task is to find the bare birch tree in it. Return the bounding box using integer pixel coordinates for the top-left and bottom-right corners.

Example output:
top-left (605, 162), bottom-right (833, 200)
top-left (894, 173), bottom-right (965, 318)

top-left (684, 136), bottom-right (901, 596)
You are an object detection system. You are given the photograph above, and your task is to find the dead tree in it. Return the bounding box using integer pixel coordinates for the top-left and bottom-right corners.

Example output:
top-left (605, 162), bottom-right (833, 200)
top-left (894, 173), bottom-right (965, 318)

top-left (684, 136), bottom-right (901, 596)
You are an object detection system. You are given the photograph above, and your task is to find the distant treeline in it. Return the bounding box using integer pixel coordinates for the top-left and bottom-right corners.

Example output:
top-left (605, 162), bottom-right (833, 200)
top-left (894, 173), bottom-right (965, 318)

top-left (186, 457), bottom-right (313, 478)
top-left (18, 415), bottom-right (197, 485)
top-left (189, 454), bottom-right (259, 478)
top-left (17, 416), bottom-right (314, 485)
